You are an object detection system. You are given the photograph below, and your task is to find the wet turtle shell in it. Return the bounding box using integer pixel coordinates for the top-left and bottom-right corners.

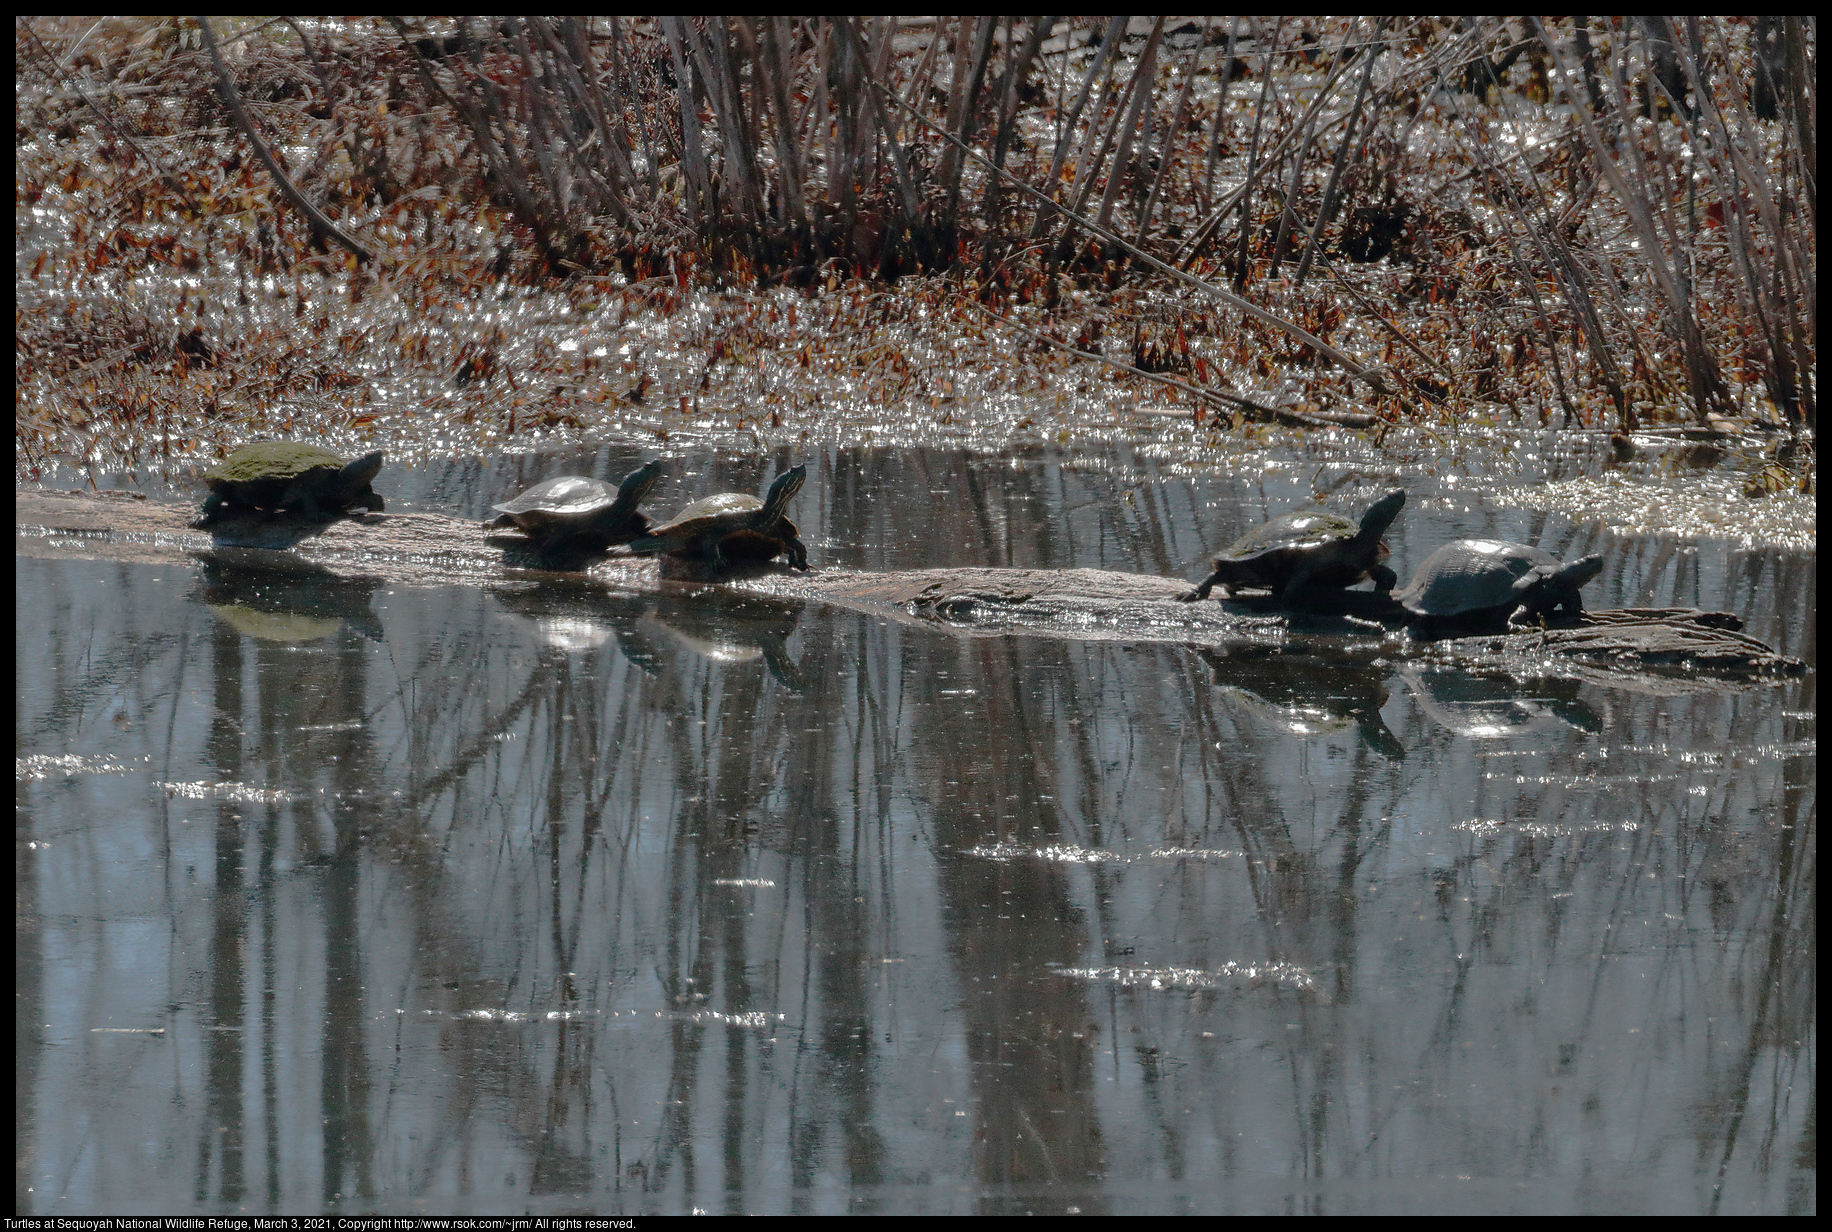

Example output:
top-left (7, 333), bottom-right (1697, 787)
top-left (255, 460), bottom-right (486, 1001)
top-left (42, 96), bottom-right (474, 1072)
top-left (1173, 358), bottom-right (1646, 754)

top-left (486, 461), bottom-right (662, 553)
top-left (1397, 539), bottom-right (1604, 630)
top-left (1179, 489), bottom-right (1406, 603)
top-left (194, 442), bottom-right (384, 526)
top-left (628, 464), bottom-right (809, 571)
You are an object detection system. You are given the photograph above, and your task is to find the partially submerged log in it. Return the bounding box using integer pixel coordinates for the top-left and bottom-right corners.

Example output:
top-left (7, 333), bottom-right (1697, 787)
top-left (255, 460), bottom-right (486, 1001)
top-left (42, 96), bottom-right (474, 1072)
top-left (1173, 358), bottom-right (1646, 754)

top-left (1425, 608), bottom-right (1806, 689)
top-left (16, 490), bottom-right (1805, 683)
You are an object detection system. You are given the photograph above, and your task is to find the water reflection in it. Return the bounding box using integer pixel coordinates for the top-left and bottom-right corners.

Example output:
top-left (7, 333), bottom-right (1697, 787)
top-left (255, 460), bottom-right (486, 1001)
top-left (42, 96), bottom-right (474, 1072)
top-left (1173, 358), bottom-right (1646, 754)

top-left (1398, 667), bottom-right (1604, 738)
top-left (1196, 641), bottom-right (1405, 760)
top-left (16, 451), bottom-right (1814, 1215)
top-left (196, 552), bottom-right (386, 642)
top-left (492, 582), bottom-right (810, 692)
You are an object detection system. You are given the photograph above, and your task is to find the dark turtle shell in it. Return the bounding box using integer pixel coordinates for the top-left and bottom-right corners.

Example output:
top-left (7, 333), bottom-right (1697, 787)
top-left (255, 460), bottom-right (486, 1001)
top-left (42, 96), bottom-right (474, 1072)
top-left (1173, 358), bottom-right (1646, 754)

top-left (485, 461), bottom-right (661, 552)
top-left (1179, 489), bottom-right (1405, 603)
top-left (628, 464), bottom-right (809, 570)
top-left (194, 442), bottom-right (384, 526)
top-left (1398, 539), bottom-right (1603, 630)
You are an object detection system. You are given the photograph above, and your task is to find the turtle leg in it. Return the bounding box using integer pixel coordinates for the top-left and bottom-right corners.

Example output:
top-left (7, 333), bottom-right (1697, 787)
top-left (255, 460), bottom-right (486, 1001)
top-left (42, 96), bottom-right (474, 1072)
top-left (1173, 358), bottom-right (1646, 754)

top-left (1368, 563), bottom-right (1397, 592)
top-left (1506, 604), bottom-right (1536, 629)
top-left (784, 535), bottom-right (810, 571)
top-left (1517, 588), bottom-right (1582, 626)
top-left (554, 522), bottom-right (614, 558)
top-left (289, 480), bottom-right (329, 523)
top-left (195, 491), bottom-right (225, 524)
top-left (536, 527), bottom-right (575, 558)
top-left (1177, 570), bottom-right (1222, 603)
top-left (1278, 564), bottom-right (1319, 608)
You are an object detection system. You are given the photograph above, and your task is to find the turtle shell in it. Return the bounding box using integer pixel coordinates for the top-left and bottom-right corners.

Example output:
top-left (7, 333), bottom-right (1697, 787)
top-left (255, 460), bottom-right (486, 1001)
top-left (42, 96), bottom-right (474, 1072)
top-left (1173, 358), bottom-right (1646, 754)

top-left (648, 490), bottom-right (765, 535)
top-left (205, 441), bottom-right (347, 487)
top-left (491, 475), bottom-right (623, 523)
top-left (196, 442), bottom-right (384, 524)
top-left (1221, 508), bottom-right (1361, 563)
top-left (1180, 489), bottom-right (1405, 602)
top-left (1398, 539), bottom-right (1603, 626)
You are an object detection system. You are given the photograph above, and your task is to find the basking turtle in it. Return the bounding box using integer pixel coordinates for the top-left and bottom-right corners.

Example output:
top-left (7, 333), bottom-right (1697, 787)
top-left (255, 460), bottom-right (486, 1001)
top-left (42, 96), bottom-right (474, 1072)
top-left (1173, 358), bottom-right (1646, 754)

top-left (628, 465), bottom-right (810, 571)
top-left (486, 460), bottom-right (663, 554)
top-left (1397, 539), bottom-right (1604, 632)
top-left (1178, 489), bottom-right (1406, 604)
top-left (193, 441), bottom-right (384, 527)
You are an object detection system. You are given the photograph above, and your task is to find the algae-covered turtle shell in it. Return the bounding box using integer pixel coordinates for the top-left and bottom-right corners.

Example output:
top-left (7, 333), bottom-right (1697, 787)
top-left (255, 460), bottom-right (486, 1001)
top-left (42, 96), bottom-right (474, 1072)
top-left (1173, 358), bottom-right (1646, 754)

top-left (486, 461), bottom-right (662, 554)
top-left (627, 465), bottom-right (809, 571)
top-left (1179, 489), bottom-right (1405, 604)
top-left (194, 442), bottom-right (384, 526)
top-left (1397, 539), bottom-right (1603, 631)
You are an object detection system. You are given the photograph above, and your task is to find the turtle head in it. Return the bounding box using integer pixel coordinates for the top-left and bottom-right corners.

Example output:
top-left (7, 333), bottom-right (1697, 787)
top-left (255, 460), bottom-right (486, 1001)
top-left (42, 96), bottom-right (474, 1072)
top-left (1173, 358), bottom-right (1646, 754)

top-left (1513, 552), bottom-right (1605, 621)
top-left (340, 451), bottom-right (384, 485)
top-left (612, 460), bottom-right (664, 513)
top-left (760, 464), bottom-right (807, 522)
top-left (339, 451), bottom-right (385, 511)
top-left (1521, 552), bottom-right (1604, 595)
top-left (1557, 553), bottom-right (1605, 589)
top-left (1358, 489), bottom-right (1407, 539)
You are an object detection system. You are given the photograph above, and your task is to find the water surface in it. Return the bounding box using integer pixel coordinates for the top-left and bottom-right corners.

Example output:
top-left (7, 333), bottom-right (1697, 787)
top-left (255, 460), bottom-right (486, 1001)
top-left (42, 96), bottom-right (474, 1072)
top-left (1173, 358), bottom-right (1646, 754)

top-left (16, 446), bottom-right (1814, 1215)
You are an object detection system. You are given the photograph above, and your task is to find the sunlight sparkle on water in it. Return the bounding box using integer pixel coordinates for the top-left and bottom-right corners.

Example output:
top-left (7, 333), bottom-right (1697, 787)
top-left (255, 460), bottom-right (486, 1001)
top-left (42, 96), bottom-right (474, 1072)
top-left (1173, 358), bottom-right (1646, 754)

top-left (1497, 473), bottom-right (1814, 551)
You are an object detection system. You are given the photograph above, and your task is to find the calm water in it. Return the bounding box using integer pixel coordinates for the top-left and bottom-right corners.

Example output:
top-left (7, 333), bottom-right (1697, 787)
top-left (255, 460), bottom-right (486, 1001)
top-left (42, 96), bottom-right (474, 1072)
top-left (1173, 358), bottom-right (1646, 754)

top-left (16, 446), bottom-right (1815, 1215)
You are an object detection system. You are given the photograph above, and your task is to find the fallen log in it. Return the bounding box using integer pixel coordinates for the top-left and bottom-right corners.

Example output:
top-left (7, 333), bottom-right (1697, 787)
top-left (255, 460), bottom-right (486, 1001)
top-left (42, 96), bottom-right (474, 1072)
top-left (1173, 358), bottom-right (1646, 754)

top-left (16, 490), bottom-right (1805, 684)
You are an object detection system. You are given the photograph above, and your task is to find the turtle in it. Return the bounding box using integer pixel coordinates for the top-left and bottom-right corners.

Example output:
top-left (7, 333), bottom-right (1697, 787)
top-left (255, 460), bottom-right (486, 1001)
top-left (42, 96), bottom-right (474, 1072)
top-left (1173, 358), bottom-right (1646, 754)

top-left (1396, 539), bottom-right (1604, 632)
top-left (485, 460), bottom-right (663, 554)
top-left (1177, 489), bottom-right (1407, 604)
top-left (193, 441), bottom-right (384, 527)
top-left (627, 464), bottom-right (810, 571)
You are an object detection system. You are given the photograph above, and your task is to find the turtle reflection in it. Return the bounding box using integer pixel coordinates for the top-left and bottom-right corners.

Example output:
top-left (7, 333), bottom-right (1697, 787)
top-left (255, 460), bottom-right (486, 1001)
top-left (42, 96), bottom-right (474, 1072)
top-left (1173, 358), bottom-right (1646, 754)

top-left (492, 583), bottom-right (806, 690)
top-left (640, 594), bottom-right (808, 692)
top-left (191, 551), bottom-right (385, 642)
top-left (1194, 642), bottom-right (1403, 760)
top-left (1398, 667), bottom-right (1602, 738)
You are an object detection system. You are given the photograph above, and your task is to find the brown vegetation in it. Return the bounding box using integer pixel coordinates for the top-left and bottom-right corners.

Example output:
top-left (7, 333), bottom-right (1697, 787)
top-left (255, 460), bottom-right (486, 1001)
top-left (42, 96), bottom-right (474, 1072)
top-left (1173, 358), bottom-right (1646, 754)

top-left (15, 17), bottom-right (1815, 476)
